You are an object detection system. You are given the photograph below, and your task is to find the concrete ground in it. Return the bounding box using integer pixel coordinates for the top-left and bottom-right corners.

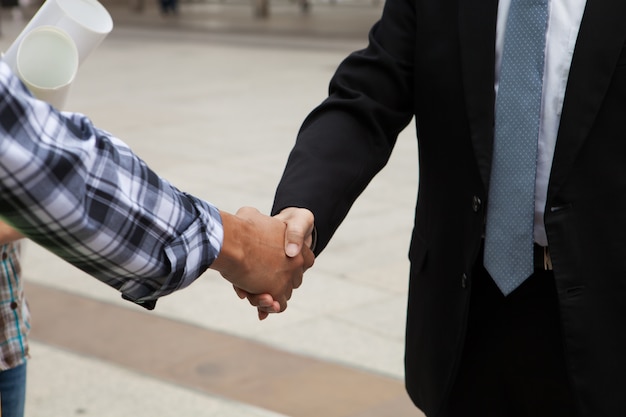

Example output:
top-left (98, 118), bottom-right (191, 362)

top-left (0, 1), bottom-right (424, 416)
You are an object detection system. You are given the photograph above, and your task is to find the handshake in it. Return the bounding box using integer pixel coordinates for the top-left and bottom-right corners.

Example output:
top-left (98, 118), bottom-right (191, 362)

top-left (0, 205), bottom-right (314, 321)
top-left (209, 206), bottom-right (316, 320)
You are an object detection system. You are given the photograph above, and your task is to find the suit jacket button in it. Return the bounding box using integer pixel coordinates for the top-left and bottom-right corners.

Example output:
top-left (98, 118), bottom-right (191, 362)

top-left (472, 196), bottom-right (482, 212)
top-left (461, 273), bottom-right (468, 288)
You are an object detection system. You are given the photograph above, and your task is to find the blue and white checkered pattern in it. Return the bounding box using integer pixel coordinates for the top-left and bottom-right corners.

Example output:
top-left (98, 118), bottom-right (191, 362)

top-left (0, 60), bottom-right (223, 309)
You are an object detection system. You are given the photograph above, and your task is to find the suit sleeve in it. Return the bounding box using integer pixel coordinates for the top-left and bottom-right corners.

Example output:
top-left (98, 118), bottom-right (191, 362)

top-left (272, 0), bottom-right (417, 255)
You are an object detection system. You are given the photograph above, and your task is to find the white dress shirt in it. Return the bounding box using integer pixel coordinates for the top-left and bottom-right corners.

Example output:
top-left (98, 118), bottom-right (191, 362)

top-left (495, 0), bottom-right (587, 246)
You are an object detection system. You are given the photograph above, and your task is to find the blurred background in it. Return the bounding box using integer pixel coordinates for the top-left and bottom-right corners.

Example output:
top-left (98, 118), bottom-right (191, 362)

top-left (0, 1), bottom-right (423, 415)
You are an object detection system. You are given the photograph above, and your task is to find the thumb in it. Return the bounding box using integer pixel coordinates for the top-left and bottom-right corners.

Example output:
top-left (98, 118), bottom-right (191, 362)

top-left (285, 226), bottom-right (303, 258)
top-left (275, 207), bottom-right (315, 258)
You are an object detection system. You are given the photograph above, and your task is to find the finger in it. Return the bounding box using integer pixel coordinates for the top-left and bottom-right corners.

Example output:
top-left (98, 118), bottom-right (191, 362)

top-left (292, 272), bottom-right (303, 290)
top-left (257, 303), bottom-right (280, 313)
top-left (301, 246), bottom-right (315, 270)
top-left (257, 300), bottom-right (282, 320)
top-left (257, 297), bottom-right (284, 320)
top-left (245, 293), bottom-right (277, 308)
top-left (275, 295), bottom-right (288, 313)
top-left (233, 285), bottom-right (248, 299)
top-left (284, 285), bottom-right (293, 302)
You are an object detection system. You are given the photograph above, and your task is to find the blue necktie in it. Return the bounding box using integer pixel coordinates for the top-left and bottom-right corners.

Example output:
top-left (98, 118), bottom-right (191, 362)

top-left (484, 0), bottom-right (549, 295)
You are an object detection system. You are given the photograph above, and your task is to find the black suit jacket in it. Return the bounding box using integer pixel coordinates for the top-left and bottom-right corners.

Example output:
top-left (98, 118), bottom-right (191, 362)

top-left (273, 0), bottom-right (626, 415)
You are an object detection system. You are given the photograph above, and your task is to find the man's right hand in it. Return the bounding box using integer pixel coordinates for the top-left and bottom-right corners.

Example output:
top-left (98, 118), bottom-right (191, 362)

top-left (210, 207), bottom-right (314, 315)
top-left (233, 207), bottom-right (316, 319)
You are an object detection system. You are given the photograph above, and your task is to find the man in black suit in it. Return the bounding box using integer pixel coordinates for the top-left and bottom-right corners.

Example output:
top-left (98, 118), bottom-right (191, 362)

top-left (238, 0), bottom-right (626, 415)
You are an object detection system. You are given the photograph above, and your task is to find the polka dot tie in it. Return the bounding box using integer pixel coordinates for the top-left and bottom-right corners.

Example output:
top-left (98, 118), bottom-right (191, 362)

top-left (484, 0), bottom-right (549, 296)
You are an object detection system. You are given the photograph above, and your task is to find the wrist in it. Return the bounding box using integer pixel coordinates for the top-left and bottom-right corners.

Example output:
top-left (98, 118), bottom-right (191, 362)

top-left (210, 211), bottom-right (248, 275)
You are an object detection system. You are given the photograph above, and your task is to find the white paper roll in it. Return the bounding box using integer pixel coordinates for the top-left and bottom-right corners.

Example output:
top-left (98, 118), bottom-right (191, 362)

top-left (16, 26), bottom-right (79, 109)
top-left (3, 0), bottom-right (112, 70)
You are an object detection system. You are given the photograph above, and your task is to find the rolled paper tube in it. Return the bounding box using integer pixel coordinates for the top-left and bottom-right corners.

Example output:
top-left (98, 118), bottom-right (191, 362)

top-left (16, 26), bottom-right (79, 109)
top-left (3, 0), bottom-right (112, 71)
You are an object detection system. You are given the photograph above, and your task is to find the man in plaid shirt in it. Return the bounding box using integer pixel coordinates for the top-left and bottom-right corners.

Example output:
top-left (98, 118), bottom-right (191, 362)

top-left (0, 59), bottom-right (314, 415)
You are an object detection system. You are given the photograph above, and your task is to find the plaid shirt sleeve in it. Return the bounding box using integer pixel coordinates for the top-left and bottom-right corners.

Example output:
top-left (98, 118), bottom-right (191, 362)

top-left (0, 60), bottom-right (223, 309)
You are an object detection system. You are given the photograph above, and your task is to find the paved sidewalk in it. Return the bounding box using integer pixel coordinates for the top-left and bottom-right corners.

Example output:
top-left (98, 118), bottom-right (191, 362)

top-left (1, 3), bottom-right (424, 416)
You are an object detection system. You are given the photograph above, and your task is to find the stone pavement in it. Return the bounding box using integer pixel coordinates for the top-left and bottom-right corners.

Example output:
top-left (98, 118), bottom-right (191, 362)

top-left (0, 2), bottom-right (424, 416)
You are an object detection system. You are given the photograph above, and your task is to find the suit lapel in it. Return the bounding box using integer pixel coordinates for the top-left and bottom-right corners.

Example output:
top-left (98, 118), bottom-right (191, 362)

top-left (458, 0), bottom-right (499, 191)
top-left (548, 0), bottom-right (626, 200)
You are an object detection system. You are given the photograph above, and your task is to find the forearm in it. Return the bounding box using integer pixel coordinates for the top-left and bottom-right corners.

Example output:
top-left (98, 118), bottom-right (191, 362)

top-left (0, 60), bottom-right (222, 307)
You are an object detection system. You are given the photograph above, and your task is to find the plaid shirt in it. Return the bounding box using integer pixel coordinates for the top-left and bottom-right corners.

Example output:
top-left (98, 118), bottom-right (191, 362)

top-left (0, 60), bottom-right (223, 310)
top-left (0, 242), bottom-right (29, 371)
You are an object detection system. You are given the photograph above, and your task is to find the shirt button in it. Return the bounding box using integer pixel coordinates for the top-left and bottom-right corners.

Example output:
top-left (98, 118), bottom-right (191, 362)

top-left (10, 301), bottom-right (18, 310)
top-left (472, 196), bottom-right (482, 212)
top-left (1, 252), bottom-right (7, 261)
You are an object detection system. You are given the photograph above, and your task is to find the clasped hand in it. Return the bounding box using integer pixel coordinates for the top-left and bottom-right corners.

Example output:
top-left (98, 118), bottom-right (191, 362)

top-left (210, 207), bottom-right (315, 319)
